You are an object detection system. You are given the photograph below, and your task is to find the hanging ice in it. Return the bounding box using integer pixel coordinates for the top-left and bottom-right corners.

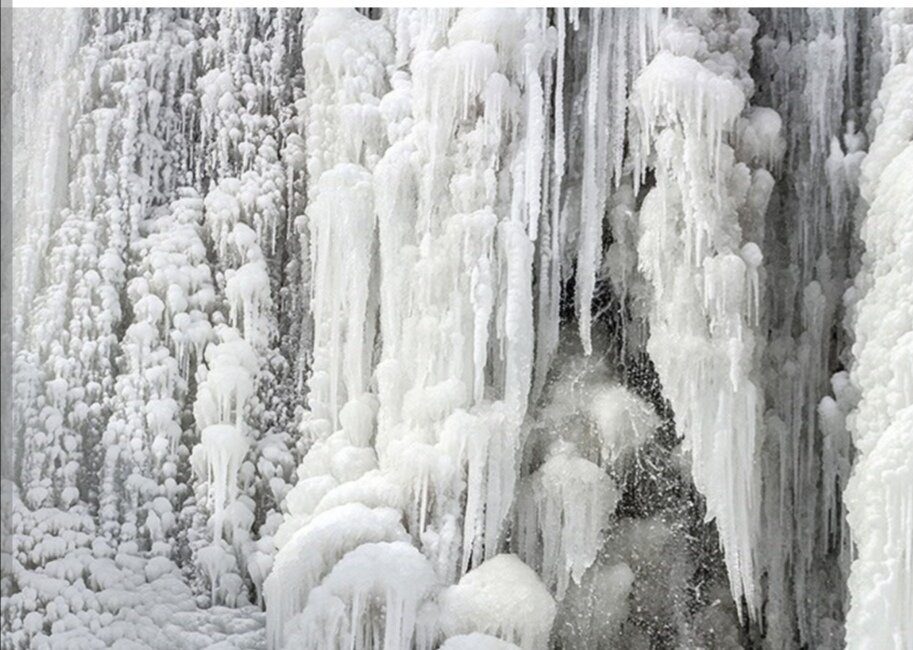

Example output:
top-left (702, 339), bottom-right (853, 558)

top-left (630, 9), bottom-right (774, 621)
top-left (515, 442), bottom-right (619, 600)
top-left (282, 541), bottom-right (439, 650)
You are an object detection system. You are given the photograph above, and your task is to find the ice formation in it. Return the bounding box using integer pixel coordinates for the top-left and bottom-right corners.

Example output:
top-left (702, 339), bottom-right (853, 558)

top-left (264, 504), bottom-right (409, 649)
top-left (6, 7), bottom-right (913, 650)
top-left (282, 541), bottom-right (438, 650)
top-left (843, 46), bottom-right (913, 650)
top-left (439, 554), bottom-right (556, 650)
top-left (515, 442), bottom-right (619, 600)
top-left (631, 10), bottom-right (772, 620)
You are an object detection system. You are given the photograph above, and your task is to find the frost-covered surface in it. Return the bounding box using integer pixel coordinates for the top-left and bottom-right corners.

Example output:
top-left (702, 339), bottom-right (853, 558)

top-left (843, 40), bottom-right (913, 650)
top-left (5, 7), bottom-right (913, 650)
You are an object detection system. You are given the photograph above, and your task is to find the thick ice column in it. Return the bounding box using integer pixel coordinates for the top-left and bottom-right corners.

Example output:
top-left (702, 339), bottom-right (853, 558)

top-left (844, 51), bottom-right (913, 650)
top-left (299, 9), bottom-right (392, 432)
top-left (307, 165), bottom-right (377, 426)
top-left (367, 9), bottom-right (553, 582)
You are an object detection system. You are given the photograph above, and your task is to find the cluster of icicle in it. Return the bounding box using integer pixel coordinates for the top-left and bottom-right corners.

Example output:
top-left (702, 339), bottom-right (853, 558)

top-left (630, 10), bottom-right (777, 622)
top-left (10, 6), bottom-right (913, 650)
top-left (745, 9), bottom-right (913, 648)
top-left (266, 9), bottom-right (560, 648)
top-left (262, 8), bottom-right (743, 649)
top-left (259, 9), bottom-right (913, 649)
top-left (750, 9), bottom-right (871, 647)
top-left (9, 7), bottom-right (305, 622)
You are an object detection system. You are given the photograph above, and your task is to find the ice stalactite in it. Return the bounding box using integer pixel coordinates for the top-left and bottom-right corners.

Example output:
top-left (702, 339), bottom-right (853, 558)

top-left (306, 165), bottom-right (377, 429)
top-left (530, 7), bottom-right (566, 401)
top-left (516, 346), bottom-right (697, 647)
top-left (843, 40), bottom-right (913, 649)
top-left (748, 9), bottom-right (902, 646)
top-left (515, 442), bottom-right (619, 600)
top-left (190, 8), bottom-right (309, 604)
top-left (7, 11), bottom-right (223, 647)
top-left (573, 9), bottom-right (660, 357)
top-left (630, 9), bottom-right (777, 622)
top-left (269, 7), bottom-right (558, 645)
top-left (109, 194), bottom-right (215, 552)
top-left (517, 363), bottom-right (635, 603)
top-left (21, 8), bottom-right (207, 545)
top-left (266, 12), bottom-right (395, 644)
top-left (370, 8), bottom-right (552, 579)
top-left (188, 30), bottom-right (285, 584)
top-left (190, 325), bottom-right (258, 605)
top-left (298, 9), bottom-right (391, 434)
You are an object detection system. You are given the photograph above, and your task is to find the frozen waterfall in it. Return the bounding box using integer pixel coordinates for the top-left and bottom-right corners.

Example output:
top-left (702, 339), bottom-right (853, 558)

top-left (4, 7), bottom-right (913, 650)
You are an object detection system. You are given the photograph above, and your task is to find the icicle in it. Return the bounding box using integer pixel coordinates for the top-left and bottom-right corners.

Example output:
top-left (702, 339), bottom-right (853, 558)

top-left (517, 442), bottom-right (619, 600)
top-left (191, 424), bottom-right (249, 543)
top-left (575, 11), bottom-right (603, 357)
top-left (307, 164), bottom-right (376, 428)
top-left (532, 8), bottom-right (566, 399)
top-left (282, 542), bottom-right (439, 650)
top-left (264, 505), bottom-right (410, 650)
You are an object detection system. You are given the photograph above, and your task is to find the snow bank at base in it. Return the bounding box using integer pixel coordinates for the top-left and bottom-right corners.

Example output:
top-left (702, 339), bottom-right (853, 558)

top-left (5, 494), bottom-right (265, 650)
